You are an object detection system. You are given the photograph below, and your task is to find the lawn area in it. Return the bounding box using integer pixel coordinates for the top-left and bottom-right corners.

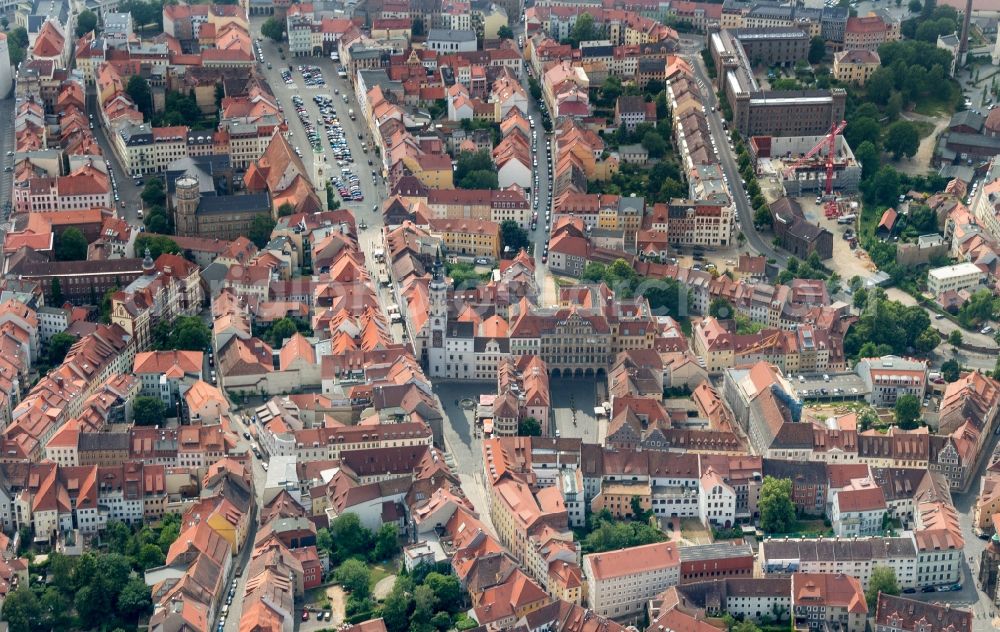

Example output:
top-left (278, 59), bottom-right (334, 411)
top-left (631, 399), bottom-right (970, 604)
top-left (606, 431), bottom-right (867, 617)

top-left (369, 561), bottom-right (396, 590)
top-left (305, 586), bottom-right (332, 609)
top-left (912, 90), bottom-right (960, 117)
top-left (911, 120), bottom-right (936, 140)
top-left (766, 518), bottom-right (832, 538)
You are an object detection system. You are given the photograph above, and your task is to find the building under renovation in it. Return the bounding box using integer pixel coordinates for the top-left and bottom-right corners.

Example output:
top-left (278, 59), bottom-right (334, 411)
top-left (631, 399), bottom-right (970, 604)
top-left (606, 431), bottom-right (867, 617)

top-left (750, 133), bottom-right (861, 197)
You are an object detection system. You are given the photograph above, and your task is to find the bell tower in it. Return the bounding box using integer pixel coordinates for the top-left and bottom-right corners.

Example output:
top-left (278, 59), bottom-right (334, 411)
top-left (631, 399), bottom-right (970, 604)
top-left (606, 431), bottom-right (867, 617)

top-left (427, 247), bottom-right (448, 375)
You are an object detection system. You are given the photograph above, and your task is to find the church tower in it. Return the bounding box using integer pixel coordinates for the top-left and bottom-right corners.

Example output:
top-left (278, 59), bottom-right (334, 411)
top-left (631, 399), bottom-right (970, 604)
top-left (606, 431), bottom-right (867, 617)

top-left (427, 247), bottom-right (448, 375)
top-left (173, 175), bottom-right (201, 237)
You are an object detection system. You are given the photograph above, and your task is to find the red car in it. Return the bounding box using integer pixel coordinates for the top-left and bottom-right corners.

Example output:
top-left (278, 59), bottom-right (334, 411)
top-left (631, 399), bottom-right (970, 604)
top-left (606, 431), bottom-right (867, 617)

top-left (301, 611), bottom-right (310, 621)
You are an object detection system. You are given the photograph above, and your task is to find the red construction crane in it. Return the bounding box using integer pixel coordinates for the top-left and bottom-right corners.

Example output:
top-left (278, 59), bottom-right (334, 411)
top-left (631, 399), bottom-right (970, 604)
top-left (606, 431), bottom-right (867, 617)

top-left (781, 119), bottom-right (848, 198)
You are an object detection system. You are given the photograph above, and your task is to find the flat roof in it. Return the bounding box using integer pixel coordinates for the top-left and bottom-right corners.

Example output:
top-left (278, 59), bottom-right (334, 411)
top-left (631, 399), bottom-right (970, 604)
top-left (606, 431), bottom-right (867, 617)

top-left (679, 542), bottom-right (754, 562)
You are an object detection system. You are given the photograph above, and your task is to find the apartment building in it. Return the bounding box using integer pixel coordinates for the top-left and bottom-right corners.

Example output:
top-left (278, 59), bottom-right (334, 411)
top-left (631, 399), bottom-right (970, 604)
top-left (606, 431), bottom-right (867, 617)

top-left (832, 49), bottom-right (881, 85)
top-left (761, 537), bottom-right (919, 589)
top-left (926, 262), bottom-right (986, 296)
top-left (133, 350), bottom-right (204, 408)
top-left (427, 217), bottom-right (500, 259)
top-left (830, 481), bottom-right (887, 537)
top-left (856, 355), bottom-right (927, 407)
top-left (874, 594), bottom-right (972, 632)
top-left (791, 573), bottom-right (867, 632)
top-left (582, 541), bottom-right (680, 619)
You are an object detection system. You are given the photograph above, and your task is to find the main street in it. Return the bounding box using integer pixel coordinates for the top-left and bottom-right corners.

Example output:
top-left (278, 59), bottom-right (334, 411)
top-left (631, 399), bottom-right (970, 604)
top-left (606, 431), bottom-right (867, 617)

top-left (87, 90), bottom-right (144, 226)
top-left (686, 49), bottom-right (789, 266)
top-left (252, 20), bottom-right (396, 334)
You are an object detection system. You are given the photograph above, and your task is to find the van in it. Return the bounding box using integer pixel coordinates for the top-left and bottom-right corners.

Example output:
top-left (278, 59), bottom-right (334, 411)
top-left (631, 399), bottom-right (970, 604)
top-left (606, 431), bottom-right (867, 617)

top-left (823, 374), bottom-right (830, 382)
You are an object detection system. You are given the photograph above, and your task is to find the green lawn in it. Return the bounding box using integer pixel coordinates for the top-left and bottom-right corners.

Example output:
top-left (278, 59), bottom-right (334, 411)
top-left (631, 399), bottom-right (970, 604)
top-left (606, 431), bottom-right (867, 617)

top-left (766, 519), bottom-right (832, 538)
top-left (912, 90), bottom-right (960, 117)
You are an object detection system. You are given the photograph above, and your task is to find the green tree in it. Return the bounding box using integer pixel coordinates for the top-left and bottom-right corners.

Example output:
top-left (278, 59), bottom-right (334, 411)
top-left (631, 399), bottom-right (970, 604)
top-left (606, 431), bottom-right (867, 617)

top-left (753, 205), bottom-right (772, 228)
top-left (136, 542), bottom-right (166, 569)
top-left (277, 202), bottom-right (295, 217)
top-left (758, 476), bottom-right (795, 534)
top-left (808, 36), bottom-right (826, 64)
top-left (268, 318), bottom-right (298, 347)
top-left (425, 572), bottom-right (462, 612)
top-left (500, 220), bottom-right (530, 256)
top-left (126, 75), bottom-right (153, 118)
top-left (372, 523), bottom-right (400, 561)
top-left (335, 559), bottom-right (371, 599)
top-left (47, 332), bottom-right (77, 366)
top-left (710, 297), bottom-right (736, 319)
top-left (731, 621), bottom-right (763, 632)
top-left (261, 16), bottom-right (285, 42)
top-left (948, 329), bottom-right (963, 346)
top-left (894, 394), bottom-right (922, 429)
top-left (641, 130), bottom-right (667, 158)
top-left (39, 587), bottom-right (72, 630)
top-left (854, 141), bottom-right (880, 179)
top-left (411, 584), bottom-right (438, 627)
top-left (412, 17), bottom-right (426, 37)
top-left (141, 178), bottom-right (165, 207)
top-left (914, 327), bottom-right (939, 354)
top-left (76, 9), bottom-right (98, 37)
top-left (528, 75), bottom-right (542, 101)
top-left (865, 566), bottom-right (900, 609)
top-left (497, 25), bottom-right (514, 40)
top-left (153, 316), bottom-right (211, 351)
top-left (884, 121), bottom-right (920, 159)
top-left (117, 577), bottom-right (152, 619)
top-left (50, 277), bottom-right (63, 306)
top-left (1, 586), bottom-right (41, 632)
top-left (941, 358), bottom-right (961, 382)
top-left (133, 396), bottom-right (167, 426)
top-left (134, 234), bottom-right (179, 259)
top-left (249, 213), bottom-right (276, 248)
top-left (517, 417), bottom-right (542, 436)
top-left (55, 227), bottom-right (88, 261)
top-left (566, 12), bottom-right (598, 46)
top-left (330, 513), bottom-right (372, 556)
top-left (6, 27), bottom-right (27, 67)
top-left (382, 580), bottom-right (414, 632)
top-left (909, 0), bottom-right (922, 11)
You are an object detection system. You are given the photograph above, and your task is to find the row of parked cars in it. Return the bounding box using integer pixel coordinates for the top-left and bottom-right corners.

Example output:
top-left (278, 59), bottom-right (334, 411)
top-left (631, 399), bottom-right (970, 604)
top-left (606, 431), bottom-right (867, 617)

top-left (314, 94), bottom-right (355, 165)
top-left (298, 64), bottom-right (326, 88)
top-left (332, 167), bottom-right (363, 202)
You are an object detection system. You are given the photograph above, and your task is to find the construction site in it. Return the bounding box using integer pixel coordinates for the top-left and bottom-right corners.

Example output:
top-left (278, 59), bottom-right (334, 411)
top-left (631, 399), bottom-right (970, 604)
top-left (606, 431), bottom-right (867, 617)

top-left (750, 126), bottom-right (862, 200)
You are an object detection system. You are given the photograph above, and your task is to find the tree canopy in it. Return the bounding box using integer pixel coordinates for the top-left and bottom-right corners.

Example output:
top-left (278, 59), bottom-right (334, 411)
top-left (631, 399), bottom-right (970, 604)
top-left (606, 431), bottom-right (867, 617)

top-left (500, 220), bottom-right (530, 257)
top-left (55, 228), bottom-right (88, 261)
top-left (76, 10), bottom-right (97, 37)
top-left (134, 234), bottom-right (179, 260)
top-left (261, 16), bottom-right (285, 42)
top-left (845, 291), bottom-right (935, 359)
top-left (249, 214), bottom-right (277, 248)
top-left (865, 566), bottom-right (900, 609)
top-left (133, 396), bottom-right (168, 425)
top-left (455, 150), bottom-right (499, 190)
top-left (759, 476), bottom-right (796, 534)
top-left (126, 75), bottom-right (153, 119)
top-left (894, 394), bottom-right (922, 430)
top-left (518, 417), bottom-right (542, 436)
top-left (153, 316), bottom-right (211, 351)
top-left (581, 509), bottom-right (665, 554)
top-left (884, 121), bottom-right (920, 159)
top-left (47, 332), bottom-right (77, 367)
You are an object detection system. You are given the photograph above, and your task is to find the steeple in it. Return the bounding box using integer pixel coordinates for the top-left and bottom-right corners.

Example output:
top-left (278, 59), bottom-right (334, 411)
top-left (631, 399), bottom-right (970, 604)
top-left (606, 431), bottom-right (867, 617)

top-left (430, 245), bottom-right (446, 287)
top-left (142, 247), bottom-right (155, 275)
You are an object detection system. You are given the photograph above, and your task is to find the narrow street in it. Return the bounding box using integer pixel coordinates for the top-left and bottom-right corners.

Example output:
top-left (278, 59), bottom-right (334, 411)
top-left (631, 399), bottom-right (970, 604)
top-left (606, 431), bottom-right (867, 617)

top-left (687, 50), bottom-right (788, 266)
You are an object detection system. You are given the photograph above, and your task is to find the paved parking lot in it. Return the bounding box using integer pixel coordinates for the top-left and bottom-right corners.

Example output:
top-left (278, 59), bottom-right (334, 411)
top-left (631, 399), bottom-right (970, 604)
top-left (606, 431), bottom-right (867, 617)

top-left (791, 373), bottom-right (869, 402)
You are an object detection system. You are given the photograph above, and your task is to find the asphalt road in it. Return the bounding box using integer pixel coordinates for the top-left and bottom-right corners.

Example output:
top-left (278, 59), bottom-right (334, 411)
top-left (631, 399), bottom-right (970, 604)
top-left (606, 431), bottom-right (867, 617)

top-left (510, 29), bottom-right (559, 298)
top-left (251, 20), bottom-right (396, 335)
top-left (87, 90), bottom-right (144, 227)
top-left (687, 52), bottom-right (788, 266)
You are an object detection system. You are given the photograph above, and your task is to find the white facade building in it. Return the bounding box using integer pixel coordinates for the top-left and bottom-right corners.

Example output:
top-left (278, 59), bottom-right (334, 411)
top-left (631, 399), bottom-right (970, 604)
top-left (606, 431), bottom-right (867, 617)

top-left (583, 541), bottom-right (681, 618)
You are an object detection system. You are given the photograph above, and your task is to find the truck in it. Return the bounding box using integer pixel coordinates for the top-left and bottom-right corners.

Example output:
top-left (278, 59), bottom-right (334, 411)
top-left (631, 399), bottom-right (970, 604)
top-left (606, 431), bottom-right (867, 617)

top-left (348, 108), bottom-right (355, 120)
top-left (837, 214), bottom-right (857, 224)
